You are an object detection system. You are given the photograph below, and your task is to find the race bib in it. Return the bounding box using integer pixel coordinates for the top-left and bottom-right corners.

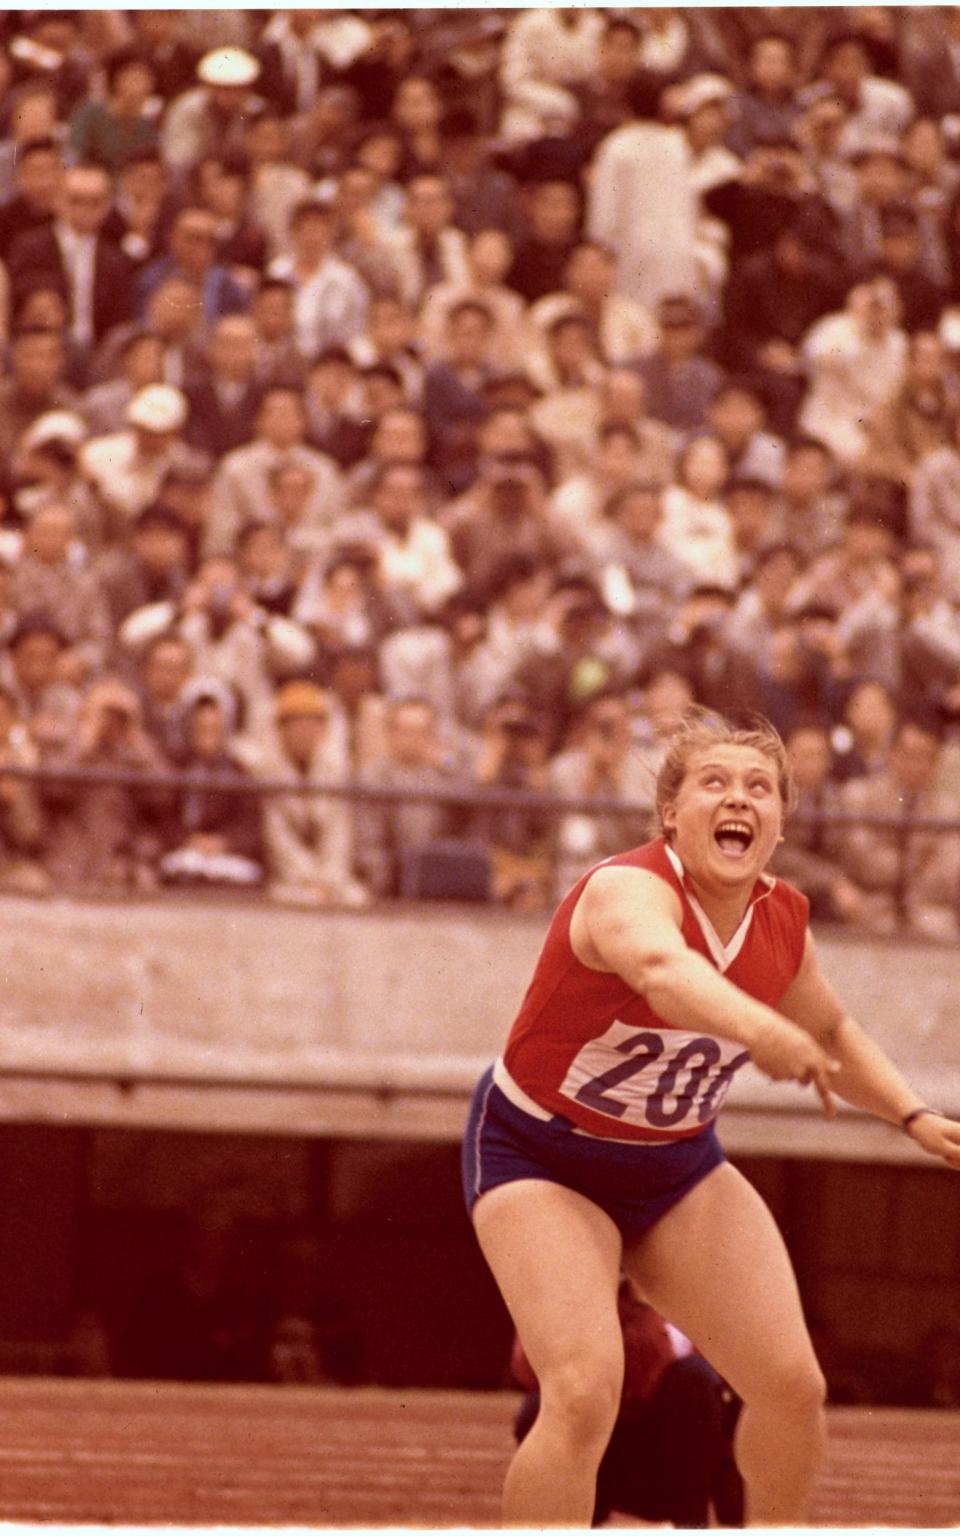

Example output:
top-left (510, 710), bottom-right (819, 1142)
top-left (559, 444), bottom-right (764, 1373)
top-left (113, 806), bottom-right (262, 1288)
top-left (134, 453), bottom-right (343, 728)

top-left (558, 1019), bottom-right (750, 1132)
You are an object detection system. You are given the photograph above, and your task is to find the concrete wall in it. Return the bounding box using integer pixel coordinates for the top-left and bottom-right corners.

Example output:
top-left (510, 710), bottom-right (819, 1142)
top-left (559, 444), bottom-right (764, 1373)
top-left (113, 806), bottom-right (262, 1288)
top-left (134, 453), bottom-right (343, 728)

top-left (0, 894), bottom-right (956, 1161)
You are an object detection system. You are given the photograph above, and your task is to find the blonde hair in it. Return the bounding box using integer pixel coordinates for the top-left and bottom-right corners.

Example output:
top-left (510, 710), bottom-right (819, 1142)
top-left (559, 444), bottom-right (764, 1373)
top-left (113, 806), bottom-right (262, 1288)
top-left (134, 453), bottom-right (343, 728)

top-left (655, 708), bottom-right (797, 835)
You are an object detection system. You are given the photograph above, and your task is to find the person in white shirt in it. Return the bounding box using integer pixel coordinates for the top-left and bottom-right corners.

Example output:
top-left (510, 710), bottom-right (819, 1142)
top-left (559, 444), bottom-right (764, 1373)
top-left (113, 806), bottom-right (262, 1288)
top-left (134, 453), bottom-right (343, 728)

top-left (268, 199), bottom-right (369, 360)
top-left (499, 8), bottom-right (604, 142)
top-left (799, 278), bottom-right (908, 466)
top-left (660, 433), bottom-right (738, 589)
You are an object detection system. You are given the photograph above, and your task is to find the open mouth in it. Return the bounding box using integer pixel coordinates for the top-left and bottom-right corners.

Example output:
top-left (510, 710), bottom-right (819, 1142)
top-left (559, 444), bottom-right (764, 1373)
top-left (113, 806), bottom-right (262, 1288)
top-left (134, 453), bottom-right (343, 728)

top-left (713, 820), bottom-right (754, 859)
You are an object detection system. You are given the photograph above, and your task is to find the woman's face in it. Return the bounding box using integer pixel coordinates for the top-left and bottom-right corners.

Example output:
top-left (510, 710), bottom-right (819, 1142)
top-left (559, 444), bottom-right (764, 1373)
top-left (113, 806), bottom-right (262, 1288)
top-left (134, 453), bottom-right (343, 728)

top-left (662, 743), bottom-right (784, 892)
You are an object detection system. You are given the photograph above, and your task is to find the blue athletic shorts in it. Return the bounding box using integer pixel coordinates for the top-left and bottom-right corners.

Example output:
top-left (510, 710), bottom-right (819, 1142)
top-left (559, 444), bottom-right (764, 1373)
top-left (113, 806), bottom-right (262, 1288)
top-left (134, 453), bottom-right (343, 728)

top-left (461, 1065), bottom-right (726, 1243)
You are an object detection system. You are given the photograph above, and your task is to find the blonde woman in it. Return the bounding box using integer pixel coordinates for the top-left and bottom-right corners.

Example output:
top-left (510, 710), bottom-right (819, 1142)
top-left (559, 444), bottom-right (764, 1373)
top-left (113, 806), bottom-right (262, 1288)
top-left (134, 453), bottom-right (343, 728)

top-left (463, 710), bottom-right (960, 1525)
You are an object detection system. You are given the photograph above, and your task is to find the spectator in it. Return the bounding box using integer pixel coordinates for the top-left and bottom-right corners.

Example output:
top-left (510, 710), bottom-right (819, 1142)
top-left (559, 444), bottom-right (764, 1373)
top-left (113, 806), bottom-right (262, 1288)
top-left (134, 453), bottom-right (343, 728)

top-left (13, 409), bottom-right (105, 550)
top-left (418, 229), bottom-right (527, 371)
top-left (507, 177), bottom-right (583, 305)
top-left (861, 330), bottom-right (958, 485)
top-left (443, 454), bottom-right (565, 599)
top-left (830, 678), bottom-right (898, 784)
top-left (423, 300), bottom-right (497, 494)
top-left (0, 327), bottom-right (78, 464)
top-left (0, 683), bottom-right (49, 896)
top-left (81, 330), bottom-right (165, 436)
top-left (355, 695), bottom-right (461, 898)
top-left (349, 461), bottom-right (462, 618)
top-left (550, 690), bottom-right (656, 897)
top-left (706, 379), bottom-right (786, 487)
top-left (799, 277), bottom-right (908, 466)
top-left (158, 683), bottom-right (264, 889)
top-left (636, 293), bottom-right (725, 434)
top-left (185, 315), bottom-right (261, 457)
top-left (0, 615), bottom-right (81, 760)
top-left (469, 693), bottom-right (555, 911)
top-left (43, 676), bottom-right (169, 892)
top-left (773, 436), bottom-right (847, 558)
top-left (96, 505), bottom-right (191, 632)
top-left (8, 164), bottom-right (133, 368)
top-left (293, 545), bottom-right (407, 661)
top-left (121, 553), bottom-right (314, 738)
top-left (81, 383), bottom-right (205, 538)
top-left (206, 386), bottom-right (344, 559)
top-left (498, 8), bottom-right (603, 144)
top-left (11, 501), bottom-right (111, 684)
top-left (728, 33), bottom-right (802, 158)
top-left (772, 718), bottom-right (866, 924)
top-left (69, 49), bottom-right (160, 173)
top-left (162, 47), bottom-right (265, 177)
top-left (0, 137), bottom-right (64, 263)
top-left (134, 632), bottom-right (196, 764)
top-left (384, 173), bottom-right (469, 310)
top-left (267, 199), bottom-right (369, 360)
top-left (138, 206), bottom-right (250, 327)
top-left (659, 433), bottom-right (738, 589)
top-left (835, 713), bottom-right (960, 941)
top-left (529, 240), bottom-right (656, 367)
top-left (239, 679), bottom-right (367, 909)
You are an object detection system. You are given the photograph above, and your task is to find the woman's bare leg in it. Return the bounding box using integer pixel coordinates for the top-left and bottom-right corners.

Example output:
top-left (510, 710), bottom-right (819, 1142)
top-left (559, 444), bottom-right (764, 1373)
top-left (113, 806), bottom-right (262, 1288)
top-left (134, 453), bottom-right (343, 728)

top-left (624, 1162), bottom-right (826, 1526)
top-left (473, 1178), bottom-right (623, 1526)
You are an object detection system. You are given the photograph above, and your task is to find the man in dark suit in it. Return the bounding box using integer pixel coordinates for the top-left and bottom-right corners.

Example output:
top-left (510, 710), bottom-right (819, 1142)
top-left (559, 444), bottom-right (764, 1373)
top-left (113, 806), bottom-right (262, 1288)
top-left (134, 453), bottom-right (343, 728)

top-left (185, 315), bottom-right (261, 457)
top-left (7, 163), bottom-right (133, 369)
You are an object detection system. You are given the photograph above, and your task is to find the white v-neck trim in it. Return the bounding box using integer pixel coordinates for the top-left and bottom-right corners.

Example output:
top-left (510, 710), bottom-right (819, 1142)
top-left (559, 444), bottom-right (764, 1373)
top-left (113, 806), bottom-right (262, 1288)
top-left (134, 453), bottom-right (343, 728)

top-left (664, 842), bottom-right (773, 973)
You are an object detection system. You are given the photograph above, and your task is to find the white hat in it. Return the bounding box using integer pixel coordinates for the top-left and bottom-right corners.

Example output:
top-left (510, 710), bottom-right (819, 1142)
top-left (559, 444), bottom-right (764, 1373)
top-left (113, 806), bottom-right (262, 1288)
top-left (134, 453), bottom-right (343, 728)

top-left (672, 73), bottom-right (734, 118)
top-left (197, 46), bottom-right (260, 88)
top-left (126, 384), bottom-right (188, 434)
top-left (21, 410), bottom-right (88, 451)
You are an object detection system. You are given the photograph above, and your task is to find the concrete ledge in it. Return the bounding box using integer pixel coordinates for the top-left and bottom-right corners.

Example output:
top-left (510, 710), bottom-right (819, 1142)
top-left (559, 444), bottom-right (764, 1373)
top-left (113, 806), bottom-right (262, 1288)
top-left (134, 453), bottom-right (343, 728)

top-left (0, 893), bottom-right (956, 1158)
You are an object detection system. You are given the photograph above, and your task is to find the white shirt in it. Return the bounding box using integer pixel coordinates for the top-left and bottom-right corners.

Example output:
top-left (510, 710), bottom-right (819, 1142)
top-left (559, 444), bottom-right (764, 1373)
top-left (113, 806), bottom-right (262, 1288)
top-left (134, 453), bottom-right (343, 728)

top-left (56, 222), bottom-right (96, 348)
top-left (268, 253), bottom-right (370, 359)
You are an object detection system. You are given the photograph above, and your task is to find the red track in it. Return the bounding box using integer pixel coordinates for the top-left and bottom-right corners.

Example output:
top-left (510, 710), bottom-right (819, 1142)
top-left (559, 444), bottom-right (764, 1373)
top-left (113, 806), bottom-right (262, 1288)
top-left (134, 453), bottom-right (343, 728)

top-left (0, 1380), bottom-right (956, 1527)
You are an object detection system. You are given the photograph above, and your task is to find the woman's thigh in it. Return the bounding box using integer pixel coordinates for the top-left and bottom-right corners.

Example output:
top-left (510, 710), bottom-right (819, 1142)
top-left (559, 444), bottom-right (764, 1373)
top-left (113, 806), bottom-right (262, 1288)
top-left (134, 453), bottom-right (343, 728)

top-left (473, 1178), bottom-right (624, 1381)
top-left (622, 1162), bottom-right (820, 1403)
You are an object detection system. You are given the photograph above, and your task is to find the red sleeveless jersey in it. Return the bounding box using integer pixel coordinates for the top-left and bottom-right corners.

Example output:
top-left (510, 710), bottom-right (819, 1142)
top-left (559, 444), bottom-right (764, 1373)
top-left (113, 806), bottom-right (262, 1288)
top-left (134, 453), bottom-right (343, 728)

top-left (501, 836), bottom-right (809, 1142)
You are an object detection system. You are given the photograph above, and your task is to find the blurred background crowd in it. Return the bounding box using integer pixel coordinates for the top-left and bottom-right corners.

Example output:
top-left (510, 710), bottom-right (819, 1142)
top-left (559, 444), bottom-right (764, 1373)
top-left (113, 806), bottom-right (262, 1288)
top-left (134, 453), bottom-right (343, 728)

top-left (0, 7), bottom-right (958, 931)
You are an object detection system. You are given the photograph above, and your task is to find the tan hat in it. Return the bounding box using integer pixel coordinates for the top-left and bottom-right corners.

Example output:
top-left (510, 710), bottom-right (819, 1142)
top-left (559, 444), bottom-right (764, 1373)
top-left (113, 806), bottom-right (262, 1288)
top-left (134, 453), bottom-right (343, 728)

top-left (197, 46), bottom-right (260, 88)
top-left (126, 384), bottom-right (188, 434)
top-left (275, 681), bottom-right (331, 722)
top-left (671, 73), bottom-right (733, 119)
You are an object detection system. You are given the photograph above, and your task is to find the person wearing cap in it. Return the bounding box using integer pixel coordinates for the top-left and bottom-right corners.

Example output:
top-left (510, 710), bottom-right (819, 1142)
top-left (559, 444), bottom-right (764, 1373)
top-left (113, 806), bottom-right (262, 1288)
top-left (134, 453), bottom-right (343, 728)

top-left (238, 678), bottom-right (368, 909)
top-left (12, 409), bottom-right (106, 550)
top-left (80, 382), bottom-right (208, 531)
top-left (667, 73), bottom-right (741, 199)
top-left (162, 46), bottom-right (265, 179)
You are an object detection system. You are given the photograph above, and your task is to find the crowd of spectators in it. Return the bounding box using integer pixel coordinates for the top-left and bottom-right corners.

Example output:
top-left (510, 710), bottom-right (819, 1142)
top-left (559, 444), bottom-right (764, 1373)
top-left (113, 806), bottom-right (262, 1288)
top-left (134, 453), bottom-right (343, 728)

top-left (0, 8), bottom-right (959, 933)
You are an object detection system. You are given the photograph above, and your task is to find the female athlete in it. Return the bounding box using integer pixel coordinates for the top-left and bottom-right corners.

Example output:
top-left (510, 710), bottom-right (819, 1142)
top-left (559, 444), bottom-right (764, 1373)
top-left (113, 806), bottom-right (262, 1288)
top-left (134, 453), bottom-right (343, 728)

top-left (462, 711), bottom-right (960, 1526)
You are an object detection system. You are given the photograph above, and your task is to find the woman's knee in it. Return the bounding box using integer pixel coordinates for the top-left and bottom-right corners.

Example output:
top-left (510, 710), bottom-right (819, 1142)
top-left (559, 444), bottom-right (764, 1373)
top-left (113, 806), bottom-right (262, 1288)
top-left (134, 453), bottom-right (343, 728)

top-left (746, 1351), bottom-right (826, 1415)
top-left (539, 1352), bottom-right (624, 1444)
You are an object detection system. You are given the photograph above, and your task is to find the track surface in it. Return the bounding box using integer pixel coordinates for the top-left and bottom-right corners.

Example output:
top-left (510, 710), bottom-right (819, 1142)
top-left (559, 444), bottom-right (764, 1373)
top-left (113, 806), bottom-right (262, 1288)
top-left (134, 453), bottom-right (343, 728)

top-left (0, 1379), bottom-right (956, 1527)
